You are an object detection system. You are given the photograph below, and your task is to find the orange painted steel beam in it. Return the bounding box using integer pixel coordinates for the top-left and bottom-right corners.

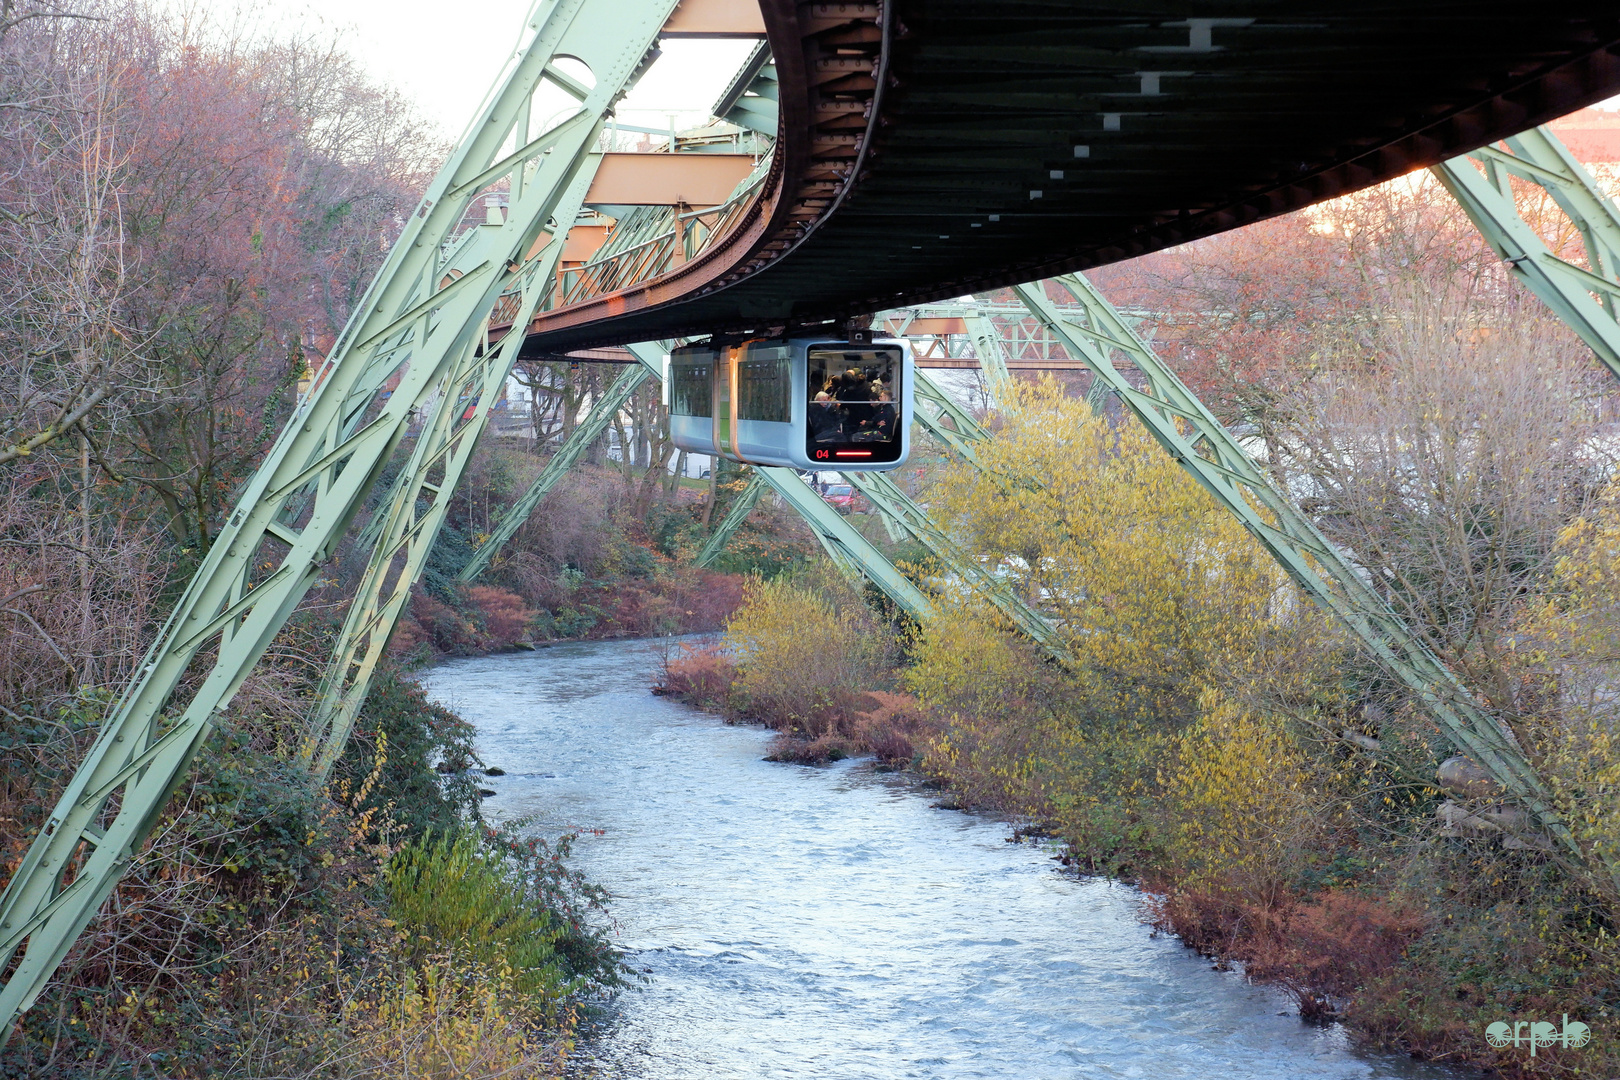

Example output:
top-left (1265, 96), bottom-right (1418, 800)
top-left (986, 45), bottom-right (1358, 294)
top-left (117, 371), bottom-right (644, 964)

top-left (885, 317), bottom-right (967, 336)
top-left (661, 0), bottom-right (766, 37)
top-left (584, 153), bottom-right (758, 207)
top-left (560, 223), bottom-right (610, 263)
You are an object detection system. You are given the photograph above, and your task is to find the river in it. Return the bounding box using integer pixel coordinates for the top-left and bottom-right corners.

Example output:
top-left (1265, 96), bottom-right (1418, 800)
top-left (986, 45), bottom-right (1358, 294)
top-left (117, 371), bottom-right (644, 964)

top-left (421, 638), bottom-right (1470, 1080)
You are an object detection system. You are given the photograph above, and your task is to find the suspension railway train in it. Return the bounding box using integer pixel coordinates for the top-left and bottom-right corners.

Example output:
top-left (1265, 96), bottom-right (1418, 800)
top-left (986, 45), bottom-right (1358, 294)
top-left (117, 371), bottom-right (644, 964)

top-left (669, 336), bottom-right (915, 471)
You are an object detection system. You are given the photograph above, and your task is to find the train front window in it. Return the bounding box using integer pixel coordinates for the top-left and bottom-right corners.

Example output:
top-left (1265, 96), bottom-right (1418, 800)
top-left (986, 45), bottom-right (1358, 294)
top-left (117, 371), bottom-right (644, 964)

top-left (805, 344), bottom-right (903, 464)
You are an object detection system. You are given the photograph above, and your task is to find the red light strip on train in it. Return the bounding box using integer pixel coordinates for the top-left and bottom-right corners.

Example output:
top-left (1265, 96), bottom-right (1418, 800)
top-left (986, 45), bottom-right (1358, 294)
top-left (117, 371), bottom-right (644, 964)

top-left (834, 451), bottom-right (873, 457)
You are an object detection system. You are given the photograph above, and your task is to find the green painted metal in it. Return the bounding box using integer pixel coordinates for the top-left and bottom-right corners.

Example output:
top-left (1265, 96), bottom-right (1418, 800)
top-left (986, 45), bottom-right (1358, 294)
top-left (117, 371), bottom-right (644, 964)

top-left (713, 40), bottom-right (777, 136)
top-left (1012, 273), bottom-right (1595, 879)
top-left (695, 472), bottom-right (766, 568)
top-left (0, 0), bottom-right (685, 1038)
top-left (911, 369), bottom-right (989, 463)
top-left (962, 310), bottom-right (1012, 400)
top-left (753, 467), bottom-right (934, 622)
top-left (1433, 125), bottom-right (1620, 379)
top-left (301, 166), bottom-right (605, 780)
top-left (843, 471), bottom-right (1071, 664)
top-left (456, 344), bottom-right (664, 585)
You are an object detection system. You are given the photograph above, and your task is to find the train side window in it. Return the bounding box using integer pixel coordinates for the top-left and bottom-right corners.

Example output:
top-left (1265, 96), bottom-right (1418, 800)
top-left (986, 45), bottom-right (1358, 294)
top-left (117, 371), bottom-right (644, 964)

top-left (670, 352), bottom-right (713, 417)
top-left (738, 343), bottom-right (791, 422)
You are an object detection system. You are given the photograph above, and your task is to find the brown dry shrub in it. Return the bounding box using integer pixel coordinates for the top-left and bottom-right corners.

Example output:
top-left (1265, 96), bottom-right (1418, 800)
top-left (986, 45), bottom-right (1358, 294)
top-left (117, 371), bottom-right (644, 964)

top-left (656, 644), bottom-right (735, 710)
top-left (466, 584), bottom-right (535, 645)
top-left (851, 691), bottom-right (934, 766)
top-left (391, 590), bottom-right (479, 657)
top-left (1148, 887), bottom-right (1426, 1020)
top-left (762, 691), bottom-right (937, 765)
top-left (592, 582), bottom-right (681, 637)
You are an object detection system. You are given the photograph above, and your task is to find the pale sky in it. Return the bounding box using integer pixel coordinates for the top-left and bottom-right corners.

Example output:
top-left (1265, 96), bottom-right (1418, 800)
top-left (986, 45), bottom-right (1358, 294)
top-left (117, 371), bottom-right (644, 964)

top-left (183, 1), bottom-right (1620, 145)
top-left (256, 1), bottom-right (758, 140)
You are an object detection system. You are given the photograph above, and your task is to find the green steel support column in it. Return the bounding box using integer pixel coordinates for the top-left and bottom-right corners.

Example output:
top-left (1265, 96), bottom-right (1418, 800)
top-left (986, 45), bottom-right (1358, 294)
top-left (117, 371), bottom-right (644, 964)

top-left (300, 166), bottom-right (603, 779)
top-left (1012, 274), bottom-right (1596, 879)
top-left (753, 467), bottom-right (934, 622)
top-left (0, 0), bottom-right (683, 1037)
top-left (695, 472), bottom-right (765, 568)
top-left (844, 471), bottom-right (1070, 663)
top-left (912, 369), bottom-right (989, 462)
top-left (458, 343), bottom-right (665, 583)
top-left (1433, 125), bottom-right (1620, 377)
top-left (963, 310), bottom-right (1013, 401)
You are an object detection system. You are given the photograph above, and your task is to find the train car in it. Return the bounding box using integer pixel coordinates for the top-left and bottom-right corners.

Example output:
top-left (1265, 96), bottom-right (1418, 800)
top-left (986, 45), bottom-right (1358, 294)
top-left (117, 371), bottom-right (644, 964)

top-left (668, 336), bottom-right (913, 471)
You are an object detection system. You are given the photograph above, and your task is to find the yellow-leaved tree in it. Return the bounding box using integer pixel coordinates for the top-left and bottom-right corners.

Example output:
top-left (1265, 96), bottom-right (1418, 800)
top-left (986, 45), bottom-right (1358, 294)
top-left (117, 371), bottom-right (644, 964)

top-left (1167, 687), bottom-right (1327, 904)
top-left (722, 572), bottom-right (888, 735)
top-left (907, 377), bottom-right (1343, 880)
top-left (1519, 488), bottom-right (1620, 893)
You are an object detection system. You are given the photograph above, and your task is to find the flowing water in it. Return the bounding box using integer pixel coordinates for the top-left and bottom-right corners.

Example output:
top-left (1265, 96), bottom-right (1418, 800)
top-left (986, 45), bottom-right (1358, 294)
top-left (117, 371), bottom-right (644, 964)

top-left (421, 639), bottom-right (1470, 1080)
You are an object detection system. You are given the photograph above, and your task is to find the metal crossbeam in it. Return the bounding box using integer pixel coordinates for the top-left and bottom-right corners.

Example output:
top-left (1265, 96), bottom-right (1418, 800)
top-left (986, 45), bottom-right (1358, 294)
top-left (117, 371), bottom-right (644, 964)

top-left (0, 0), bottom-right (685, 1037)
top-left (1012, 273), bottom-right (1595, 879)
top-left (911, 369), bottom-right (989, 462)
top-left (753, 467), bottom-right (934, 621)
top-left (457, 344), bottom-right (663, 584)
top-left (695, 473), bottom-right (766, 567)
top-left (844, 472), bottom-right (1070, 663)
top-left (1433, 125), bottom-right (1620, 379)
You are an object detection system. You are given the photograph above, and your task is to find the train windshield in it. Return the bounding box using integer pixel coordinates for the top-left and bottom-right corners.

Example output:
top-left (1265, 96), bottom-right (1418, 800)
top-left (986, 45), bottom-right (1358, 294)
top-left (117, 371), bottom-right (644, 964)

top-left (805, 344), bottom-right (904, 464)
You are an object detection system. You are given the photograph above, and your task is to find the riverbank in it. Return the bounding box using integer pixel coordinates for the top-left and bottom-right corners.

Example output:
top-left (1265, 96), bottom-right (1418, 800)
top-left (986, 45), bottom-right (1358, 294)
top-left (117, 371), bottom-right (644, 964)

top-left (661, 562), bottom-right (1619, 1080)
top-left (428, 637), bottom-right (1468, 1080)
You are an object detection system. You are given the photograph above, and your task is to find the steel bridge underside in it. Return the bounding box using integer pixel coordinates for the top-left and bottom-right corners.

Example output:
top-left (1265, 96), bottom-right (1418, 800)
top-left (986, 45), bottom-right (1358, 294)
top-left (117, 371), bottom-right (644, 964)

top-left (525, 2), bottom-right (1620, 356)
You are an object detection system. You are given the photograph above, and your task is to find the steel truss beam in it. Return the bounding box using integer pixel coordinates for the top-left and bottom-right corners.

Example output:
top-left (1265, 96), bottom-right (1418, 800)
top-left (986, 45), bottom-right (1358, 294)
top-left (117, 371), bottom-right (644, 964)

top-left (456, 344), bottom-right (663, 585)
top-left (695, 473), bottom-right (765, 568)
top-left (844, 472), bottom-right (1070, 663)
top-left (0, 0), bottom-right (685, 1037)
top-left (911, 369), bottom-right (989, 462)
top-left (299, 166), bottom-right (608, 780)
top-left (753, 468), bottom-right (934, 621)
top-left (1433, 125), bottom-right (1620, 378)
top-left (1011, 274), bottom-right (1595, 880)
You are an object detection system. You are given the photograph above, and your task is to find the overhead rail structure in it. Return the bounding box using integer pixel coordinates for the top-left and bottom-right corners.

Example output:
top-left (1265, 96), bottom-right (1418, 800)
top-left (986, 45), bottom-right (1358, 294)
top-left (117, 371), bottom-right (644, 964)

top-left (519, 2), bottom-right (1620, 353)
top-left (7, 0), bottom-right (1620, 1039)
top-left (1436, 126), bottom-right (1620, 374)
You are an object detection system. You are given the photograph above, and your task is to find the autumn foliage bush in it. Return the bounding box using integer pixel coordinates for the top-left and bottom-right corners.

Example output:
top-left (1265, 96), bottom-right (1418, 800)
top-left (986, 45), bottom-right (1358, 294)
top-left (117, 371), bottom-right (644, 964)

top-left (656, 644), bottom-right (736, 711)
top-left (658, 574), bottom-right (934, 764)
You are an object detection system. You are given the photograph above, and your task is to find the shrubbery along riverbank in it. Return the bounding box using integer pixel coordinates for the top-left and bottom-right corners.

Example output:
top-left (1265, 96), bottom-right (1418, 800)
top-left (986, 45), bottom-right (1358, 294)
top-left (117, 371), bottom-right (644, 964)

top-left (662, 376), bottom-right (1620, 1080)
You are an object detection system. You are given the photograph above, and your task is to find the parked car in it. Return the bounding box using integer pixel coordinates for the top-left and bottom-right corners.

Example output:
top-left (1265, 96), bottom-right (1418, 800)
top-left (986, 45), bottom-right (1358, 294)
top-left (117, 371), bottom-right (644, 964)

top-left (823, 483), bottom-right (857, 514)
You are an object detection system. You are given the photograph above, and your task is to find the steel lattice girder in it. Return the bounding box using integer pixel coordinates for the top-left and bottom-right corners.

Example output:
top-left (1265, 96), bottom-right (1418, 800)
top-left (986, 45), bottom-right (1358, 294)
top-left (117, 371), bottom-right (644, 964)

top-left (695, 473), bottom-right (767, 568)
top-left (911, 369), bottom-right (989, 463)
top-left (299, 164), bottom-right (604, 780)
top-left (309, 337), bottom-right (666, 782)
top-left (1011, 273), bottom-right (1601, 882)
top-left (1433, 125), bottom-right (1620, 379)
top-left (753, 467), bottom-right (934, 621)
top-left (843, 471), bottom-right (1072, 664)
top-left (456, 344), bottom-right (664, 586)
top-left (0, 0), bottom-right (686, 1037)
